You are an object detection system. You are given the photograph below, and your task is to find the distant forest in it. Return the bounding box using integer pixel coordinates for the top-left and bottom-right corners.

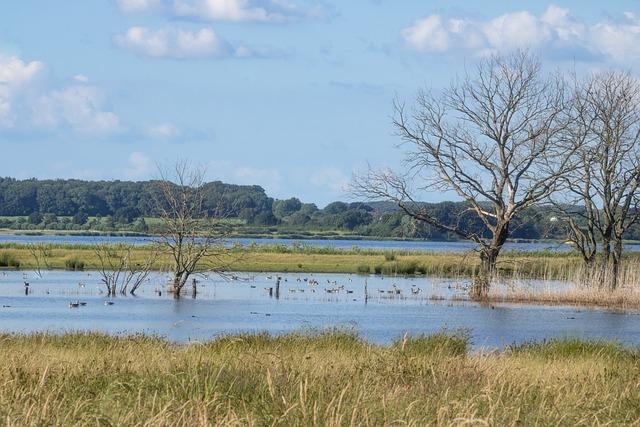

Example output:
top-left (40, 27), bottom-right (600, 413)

top-left (0, 177), bottom-right (636, 241)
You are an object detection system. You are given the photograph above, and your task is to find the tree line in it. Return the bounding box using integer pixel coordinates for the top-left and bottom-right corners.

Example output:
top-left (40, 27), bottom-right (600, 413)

top-left (0, 176), bottom-right (627, 241)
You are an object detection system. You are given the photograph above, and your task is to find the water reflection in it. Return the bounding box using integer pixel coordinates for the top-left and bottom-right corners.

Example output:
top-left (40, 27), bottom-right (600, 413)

top-left (0, 270), bottom-right (638, 349)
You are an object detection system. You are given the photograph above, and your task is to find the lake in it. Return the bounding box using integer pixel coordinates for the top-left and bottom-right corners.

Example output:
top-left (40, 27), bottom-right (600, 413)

top-left (2, 233), bottom-right (636, 253)
top-left (1, 270), bottom-right (638, 349)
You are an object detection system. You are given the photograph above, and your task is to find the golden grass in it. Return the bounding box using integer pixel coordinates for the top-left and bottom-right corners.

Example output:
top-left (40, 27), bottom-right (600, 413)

top-left (0, 331), bottom-right (639, 426)
top-left (0, 243), bottom-right (591, 278)
top-left (482, 259), bottom-right (640, 309)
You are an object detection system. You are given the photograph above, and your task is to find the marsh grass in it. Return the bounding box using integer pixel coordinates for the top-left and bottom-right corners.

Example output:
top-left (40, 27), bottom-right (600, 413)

top-left (483, 258), bottom-right (640, 309)
top-left (0, 251), bottom-right (20, 268)
top-left (0, 331), bottom-right (639, 426)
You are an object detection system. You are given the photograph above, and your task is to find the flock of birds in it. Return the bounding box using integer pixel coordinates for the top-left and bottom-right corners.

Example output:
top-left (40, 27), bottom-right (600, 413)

top-left (238, 274), bottom-right (425, 298)
top-left (3, 270), bottom-right (438, 309)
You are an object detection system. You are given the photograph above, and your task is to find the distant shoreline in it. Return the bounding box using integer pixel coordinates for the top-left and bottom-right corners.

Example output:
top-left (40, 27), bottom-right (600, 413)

top-left (0, 228), bottom-right (571, 244)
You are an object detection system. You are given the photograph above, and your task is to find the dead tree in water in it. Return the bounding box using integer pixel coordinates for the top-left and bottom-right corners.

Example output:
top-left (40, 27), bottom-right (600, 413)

top-left (94, 243), bottom-right (158, 296)
top-left (353, 51), bottom-right (575, 299)
top-left (155, 160), bottom-right (235, 298)
top-left (27, 243), bottom-right (52, 278)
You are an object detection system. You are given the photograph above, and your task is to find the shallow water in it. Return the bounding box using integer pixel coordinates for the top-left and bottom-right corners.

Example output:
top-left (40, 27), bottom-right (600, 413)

top-left (0, 270), bottom-right (638, 349)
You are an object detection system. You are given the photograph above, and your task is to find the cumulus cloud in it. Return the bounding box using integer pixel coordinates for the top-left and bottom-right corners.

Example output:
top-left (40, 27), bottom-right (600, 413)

top-left (32, 86), bottom-right (122, 135)
top-left (115, 0), bottom-right (325, 22)
top-left (0, 53), bottom-right (122, 136)
top-left (116, 0), bottom-right (163, 13)
top-left (0, 55), bottom-right (44, 126)
top-left (115, 26), bottom-right (250, 59)
top-left (402, 5), bottom-right (640, 64)
top-left (173, 0), bottom-right (316, 23)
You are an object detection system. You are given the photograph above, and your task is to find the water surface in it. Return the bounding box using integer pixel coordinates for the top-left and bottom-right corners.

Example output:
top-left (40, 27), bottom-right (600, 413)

top-left (1, 270), bottom-right (638, 349)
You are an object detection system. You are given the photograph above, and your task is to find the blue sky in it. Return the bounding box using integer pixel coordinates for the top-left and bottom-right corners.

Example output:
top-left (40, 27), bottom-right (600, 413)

top-left (0, 0), bottom-right (638, 206)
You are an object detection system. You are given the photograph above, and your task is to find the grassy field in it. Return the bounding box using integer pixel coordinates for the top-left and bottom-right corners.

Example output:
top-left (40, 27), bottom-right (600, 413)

top-left (0, 242), bottom-right (591, 279)
top-left (0, 331), bottom-right (638, 425)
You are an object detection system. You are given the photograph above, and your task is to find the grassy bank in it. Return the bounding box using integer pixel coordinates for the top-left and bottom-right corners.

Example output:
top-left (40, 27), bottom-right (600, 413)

top-left (0, 242), bottom-right (592, 279)
top-left (0, 331), bottom-right (638, 425)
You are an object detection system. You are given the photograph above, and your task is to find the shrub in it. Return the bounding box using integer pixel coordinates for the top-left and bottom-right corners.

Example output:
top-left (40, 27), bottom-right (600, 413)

top-left (65, 257), bottom-right (85, 271)
top-left (356, 264), bottom-right (370, 274)
top-left (384, 251), bottom-right (396, 261)
top-left (0, 252), bottom-right (20, 268)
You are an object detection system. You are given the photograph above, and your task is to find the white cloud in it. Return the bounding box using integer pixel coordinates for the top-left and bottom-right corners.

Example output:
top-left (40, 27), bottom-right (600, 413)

top-left (116, 0), bottom-right (163, 13)
top-left (33, 85), bottom-right (122, 136)
top-left (173, 0), bottom-right (302, 22)
top-left (402, 5), bottom-right (640, 64)
top-left (145, 122), bottom-right (181, 140)
top-left (124, 151), bottom-right (154, 178)
top-left (0, 55), bottom-right (44, 125)
top-left (115, 26), bottom-right (247, 59)
top-left (0, 53), bottom-right (122, 136)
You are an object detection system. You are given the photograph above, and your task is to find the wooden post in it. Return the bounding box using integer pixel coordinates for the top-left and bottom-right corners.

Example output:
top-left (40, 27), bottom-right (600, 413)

top-left (191, 278), bottom-right (197, 299)
top-left (275, 277), bottom-right (281, 299)
top-left (364, 278), bottom-right (368, 304)
top-left (268, 287), bottom-right (273, 297)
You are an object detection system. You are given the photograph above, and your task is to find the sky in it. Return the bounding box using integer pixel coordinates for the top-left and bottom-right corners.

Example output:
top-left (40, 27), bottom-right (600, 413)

top-left (0, 1), bottom-right (639, 207)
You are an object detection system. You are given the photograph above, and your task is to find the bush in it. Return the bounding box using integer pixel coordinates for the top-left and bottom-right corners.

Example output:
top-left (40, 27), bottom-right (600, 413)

top-left (356, 264), bottom-right (370, 274)
top-left (65, 257), bottom-right (85, 271)
top-left (0, 252), bottom-right (20, 268)
top-left (384, 251), bottom-right (396, 261)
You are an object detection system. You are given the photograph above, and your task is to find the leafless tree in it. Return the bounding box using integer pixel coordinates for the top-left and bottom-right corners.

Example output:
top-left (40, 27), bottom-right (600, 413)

top-left (155, 160), bottom-right (235, 298)
top-left (27, 243), bottom-right (52, 278)
top-left (94, 243), bottom-right (158, 296)
top-left (353, 51), bottom-right (576, 299)
top-left (554, 71), bottom-right (640, 289)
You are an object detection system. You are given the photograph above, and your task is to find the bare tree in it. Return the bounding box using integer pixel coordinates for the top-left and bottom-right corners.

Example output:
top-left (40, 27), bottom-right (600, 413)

top-left (155, 160), bottom-right (235, 298)
top-left (554, 71), bottom-right (640, 289)
top-left (353, 51), bottom-right (575, 299)
top-left (94, 243), bottom-right (158, 296)
top-left (27, 243), bottom-right (52, 278)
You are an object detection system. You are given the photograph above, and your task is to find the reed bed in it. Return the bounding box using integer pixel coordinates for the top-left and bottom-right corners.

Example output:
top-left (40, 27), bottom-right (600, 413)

top-left (484, 259), bottom-right (640, 309)
top-left (0, 331), bottom-right (639, 426)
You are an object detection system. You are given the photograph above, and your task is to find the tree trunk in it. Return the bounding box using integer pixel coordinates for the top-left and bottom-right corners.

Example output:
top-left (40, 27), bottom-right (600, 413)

top-left (470, 222), bottom-right (508, 300)
top-left (172, 273), bottom-right (186, 299)
top-left (471, 247), bottom-right (499, 300)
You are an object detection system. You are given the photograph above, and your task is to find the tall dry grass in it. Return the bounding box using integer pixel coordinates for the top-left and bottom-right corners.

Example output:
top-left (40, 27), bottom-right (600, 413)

top-left (0, 331), bottom-right (639, 426)
top-left (485, 258), bottom-right (640, 309)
